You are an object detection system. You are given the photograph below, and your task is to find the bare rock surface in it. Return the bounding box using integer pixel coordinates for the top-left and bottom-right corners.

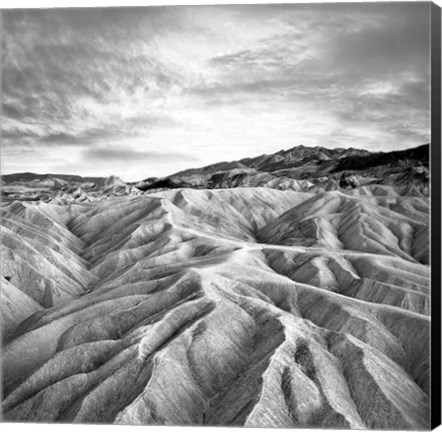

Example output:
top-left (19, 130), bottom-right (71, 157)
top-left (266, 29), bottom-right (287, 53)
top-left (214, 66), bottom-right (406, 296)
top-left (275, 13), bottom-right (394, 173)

top-left (137, 144), bottom-right (429, 197)
top-left (1, 182), bottom-right (430, 428)
top-left (2, 144), bottom-right (428, 203)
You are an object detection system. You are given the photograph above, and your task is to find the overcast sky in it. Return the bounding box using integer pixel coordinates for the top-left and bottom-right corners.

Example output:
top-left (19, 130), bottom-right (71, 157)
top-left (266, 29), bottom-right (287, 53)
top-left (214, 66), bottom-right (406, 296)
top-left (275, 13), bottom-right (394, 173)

top-left (2, 3), bottom-right (431, 181)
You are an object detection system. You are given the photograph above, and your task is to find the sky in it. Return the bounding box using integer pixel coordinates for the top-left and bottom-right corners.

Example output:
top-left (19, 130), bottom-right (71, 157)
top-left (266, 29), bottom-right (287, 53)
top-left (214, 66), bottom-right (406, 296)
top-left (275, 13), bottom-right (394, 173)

top-left (1, 2), bottom-right (431, 181)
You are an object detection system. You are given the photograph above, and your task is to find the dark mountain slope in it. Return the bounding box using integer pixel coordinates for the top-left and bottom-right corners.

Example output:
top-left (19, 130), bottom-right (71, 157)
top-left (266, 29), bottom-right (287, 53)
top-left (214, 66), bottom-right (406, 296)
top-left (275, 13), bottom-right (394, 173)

top-left (331, 144), bottom-right (429, 172)
top-left (2, 173), bottom-right (106, 185)
top-left (137, 143), bottom-right (429, 195)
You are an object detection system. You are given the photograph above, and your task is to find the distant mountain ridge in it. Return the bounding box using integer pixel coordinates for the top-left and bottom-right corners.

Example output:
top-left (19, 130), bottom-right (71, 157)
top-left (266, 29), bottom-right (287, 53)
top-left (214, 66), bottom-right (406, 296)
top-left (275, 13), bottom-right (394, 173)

top-left (169, 145), bottom-right (373, 178)
top-left (137, 143), bottom-right (429, 194)
top-left (1, 172), bottom-right (106, 184)
top-left (1, 173), bottom-right (140, 204)
top-left (1, 143), bottom-right (430, 201)
top-left (239, 145), bottom-right (372, 172)
top-left (330, 143), bottom-right (429, 172)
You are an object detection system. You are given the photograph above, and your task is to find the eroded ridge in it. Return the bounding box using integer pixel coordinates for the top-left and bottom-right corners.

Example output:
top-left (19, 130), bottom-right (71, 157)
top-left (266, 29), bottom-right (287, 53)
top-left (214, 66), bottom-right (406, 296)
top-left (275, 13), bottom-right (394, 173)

top-left (1, 187), bottom-right (430, 428)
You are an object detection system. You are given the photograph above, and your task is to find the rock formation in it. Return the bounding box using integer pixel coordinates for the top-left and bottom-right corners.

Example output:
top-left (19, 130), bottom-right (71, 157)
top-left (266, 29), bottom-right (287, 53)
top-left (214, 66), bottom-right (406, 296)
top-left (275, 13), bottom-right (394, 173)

top-left (1, 161), bottom-right (430, 428)
top-left (137, 144), bottom-right (429, 197)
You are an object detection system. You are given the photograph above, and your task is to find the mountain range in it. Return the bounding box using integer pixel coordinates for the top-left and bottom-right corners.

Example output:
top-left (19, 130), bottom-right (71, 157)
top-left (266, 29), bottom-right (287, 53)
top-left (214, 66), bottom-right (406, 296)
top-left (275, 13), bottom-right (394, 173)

top-left (1, 142), bottom-right (431, 428)
top-left (136, 143), bottom-right (429, 195)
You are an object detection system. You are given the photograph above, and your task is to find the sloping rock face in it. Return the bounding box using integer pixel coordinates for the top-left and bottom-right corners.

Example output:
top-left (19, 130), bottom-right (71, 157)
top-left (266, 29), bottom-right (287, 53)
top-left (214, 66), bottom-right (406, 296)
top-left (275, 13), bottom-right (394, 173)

top-left (1, 173), bottom-right (141, 204)
top-left (138, 144), bottom-right (429, 197)
top-left (1, 186), bottom-right (430, 428)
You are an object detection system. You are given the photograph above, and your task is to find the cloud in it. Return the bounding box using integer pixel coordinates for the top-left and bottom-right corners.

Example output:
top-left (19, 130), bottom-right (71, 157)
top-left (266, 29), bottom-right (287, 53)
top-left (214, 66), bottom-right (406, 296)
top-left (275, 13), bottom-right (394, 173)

top-left (2, 8), bottom-right (183, 143)
top-left (1, 3), bottom-right (431, 179)
top-left (84, 147), bottom-right (199, 163)
top-left (2, 103), bottom-right (23, 120)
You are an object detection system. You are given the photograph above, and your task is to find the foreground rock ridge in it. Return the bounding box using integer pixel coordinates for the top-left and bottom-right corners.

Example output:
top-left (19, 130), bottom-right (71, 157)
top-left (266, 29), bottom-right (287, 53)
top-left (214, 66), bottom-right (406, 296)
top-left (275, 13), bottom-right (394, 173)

top-left (1, 144), bottom-right (430, 428)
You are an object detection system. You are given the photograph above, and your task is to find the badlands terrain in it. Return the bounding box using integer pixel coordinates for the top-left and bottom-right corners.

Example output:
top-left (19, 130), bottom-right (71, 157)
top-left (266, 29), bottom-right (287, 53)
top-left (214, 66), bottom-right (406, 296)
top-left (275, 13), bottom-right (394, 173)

top-left (1, 144), bottom-right (431, 428)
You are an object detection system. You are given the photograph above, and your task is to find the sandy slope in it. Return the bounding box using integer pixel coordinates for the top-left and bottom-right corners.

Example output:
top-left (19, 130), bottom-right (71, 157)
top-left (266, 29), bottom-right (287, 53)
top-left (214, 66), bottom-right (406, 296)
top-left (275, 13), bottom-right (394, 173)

top-left (1, 186), bottom-right (430, 428)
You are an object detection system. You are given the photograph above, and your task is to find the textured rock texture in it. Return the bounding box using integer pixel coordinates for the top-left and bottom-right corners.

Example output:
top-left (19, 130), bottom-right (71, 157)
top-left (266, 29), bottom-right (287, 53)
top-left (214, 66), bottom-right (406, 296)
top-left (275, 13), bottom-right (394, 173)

top-left (1, 182), bottom-right (430, 428)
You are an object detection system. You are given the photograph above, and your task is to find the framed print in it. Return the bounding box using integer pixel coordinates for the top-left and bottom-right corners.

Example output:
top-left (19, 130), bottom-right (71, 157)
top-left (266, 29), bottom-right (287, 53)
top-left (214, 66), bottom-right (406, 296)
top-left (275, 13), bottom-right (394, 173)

top-left (1, 1), bottom-right (441, 429)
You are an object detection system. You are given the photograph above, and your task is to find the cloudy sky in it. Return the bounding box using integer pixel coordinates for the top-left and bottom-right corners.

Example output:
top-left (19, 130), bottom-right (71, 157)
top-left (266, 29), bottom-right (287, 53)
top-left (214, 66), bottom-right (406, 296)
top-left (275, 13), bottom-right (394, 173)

top-left (2, 2), bottom-right (431, 181)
